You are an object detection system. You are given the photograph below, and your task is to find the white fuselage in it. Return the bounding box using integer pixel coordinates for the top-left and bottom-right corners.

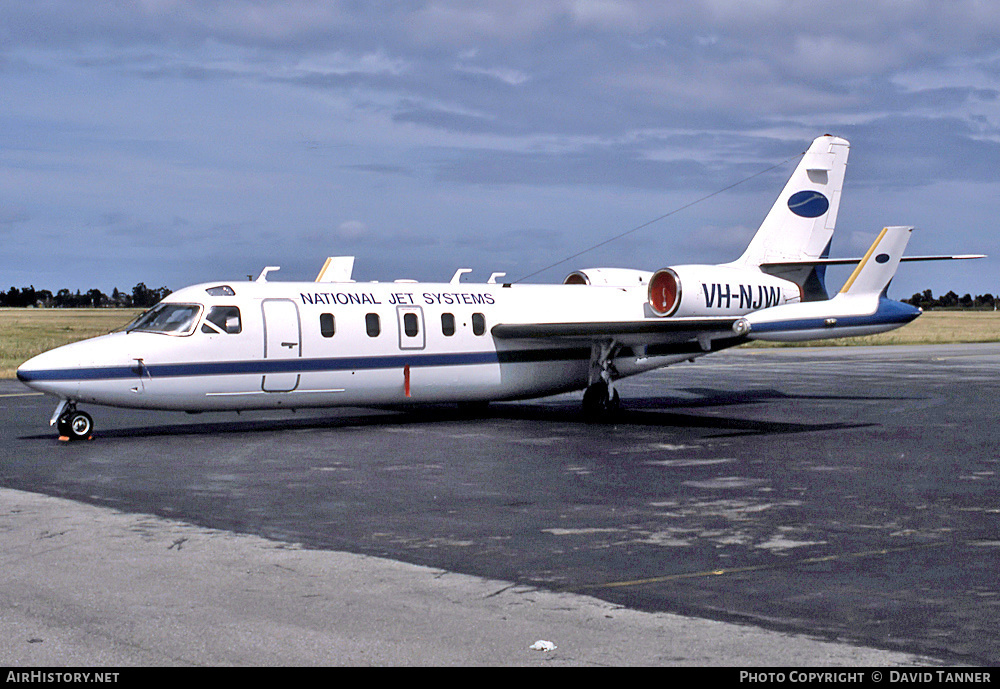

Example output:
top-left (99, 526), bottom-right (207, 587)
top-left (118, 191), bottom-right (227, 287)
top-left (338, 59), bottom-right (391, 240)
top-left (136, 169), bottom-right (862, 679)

top-left (18, 279), bottom-right (750, 412)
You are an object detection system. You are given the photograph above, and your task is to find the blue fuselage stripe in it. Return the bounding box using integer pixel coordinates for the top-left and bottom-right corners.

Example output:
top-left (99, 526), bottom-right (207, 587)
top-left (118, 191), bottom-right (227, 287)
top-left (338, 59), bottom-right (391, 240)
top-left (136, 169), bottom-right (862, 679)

top-left (16, 347), bottom-right (593, 383)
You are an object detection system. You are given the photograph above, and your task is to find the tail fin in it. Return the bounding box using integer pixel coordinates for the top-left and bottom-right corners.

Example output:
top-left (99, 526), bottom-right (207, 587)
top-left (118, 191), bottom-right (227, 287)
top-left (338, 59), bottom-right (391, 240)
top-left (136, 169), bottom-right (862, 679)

top-left (735, 135), bottom-right (850, 267)
top-left (839, 226), bottom-right (913, 297)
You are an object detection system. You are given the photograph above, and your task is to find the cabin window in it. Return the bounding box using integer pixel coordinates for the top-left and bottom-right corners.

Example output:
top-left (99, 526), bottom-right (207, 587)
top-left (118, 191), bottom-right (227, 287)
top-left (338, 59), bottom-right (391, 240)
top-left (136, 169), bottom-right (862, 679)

top-left (201, 306), bottom-right (242, 334)
top-left (403, 312), bottom-right (419, 337)
top-left (127, 303), bottom-right (202, 336)
top-left (366, 313), bottom-right (381, 337)
top-left (320, 313), bottom-right (335, 338)
top-left (441, 313), bottom-right (455, 336)
top-left (472, 312), bottom-right (486, 336)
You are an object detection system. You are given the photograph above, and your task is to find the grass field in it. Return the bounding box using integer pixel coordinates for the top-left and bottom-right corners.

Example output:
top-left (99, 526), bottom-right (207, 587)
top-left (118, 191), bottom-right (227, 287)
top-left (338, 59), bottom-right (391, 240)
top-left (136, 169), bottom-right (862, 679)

top-left (2, 308), bottom-right (1000, 379)
top-left (1, 308), bottom-right (142, 379)
top-left (744, 310), bottom-right (1000, 348)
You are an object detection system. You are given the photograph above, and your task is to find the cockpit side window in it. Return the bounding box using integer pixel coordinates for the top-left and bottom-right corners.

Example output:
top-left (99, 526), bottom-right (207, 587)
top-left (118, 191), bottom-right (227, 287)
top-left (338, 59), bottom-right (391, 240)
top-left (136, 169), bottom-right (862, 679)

top-left (201, 306), bottom-right (242, 334)
top-left (126, 304), bottom-right (203, 336)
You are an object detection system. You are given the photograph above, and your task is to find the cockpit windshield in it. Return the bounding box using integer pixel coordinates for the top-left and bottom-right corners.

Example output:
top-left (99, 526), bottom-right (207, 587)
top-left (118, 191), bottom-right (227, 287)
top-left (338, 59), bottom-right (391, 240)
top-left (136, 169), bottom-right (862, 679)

top-left (125, 303), bottom-right (202, 335)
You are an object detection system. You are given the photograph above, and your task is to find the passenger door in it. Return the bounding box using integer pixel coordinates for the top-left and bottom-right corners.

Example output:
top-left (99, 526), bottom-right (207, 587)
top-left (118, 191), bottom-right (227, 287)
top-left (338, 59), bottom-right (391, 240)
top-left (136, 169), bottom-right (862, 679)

top-left (261, 299), bottom-right (301, 392)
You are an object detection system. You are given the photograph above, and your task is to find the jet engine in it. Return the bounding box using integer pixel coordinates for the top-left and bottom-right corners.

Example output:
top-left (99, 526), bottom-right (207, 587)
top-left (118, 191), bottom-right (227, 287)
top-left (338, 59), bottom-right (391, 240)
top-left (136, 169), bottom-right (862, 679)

top-left (563, 268), bottom-right (654, 286)
top-left (647, 264), bottom-right (801, 318)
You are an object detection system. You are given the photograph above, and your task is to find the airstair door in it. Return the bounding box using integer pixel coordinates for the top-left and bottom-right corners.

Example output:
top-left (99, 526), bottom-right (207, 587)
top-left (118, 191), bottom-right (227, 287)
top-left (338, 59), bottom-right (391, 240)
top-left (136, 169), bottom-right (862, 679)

top-left (262, 299), bottom-right (301, 392)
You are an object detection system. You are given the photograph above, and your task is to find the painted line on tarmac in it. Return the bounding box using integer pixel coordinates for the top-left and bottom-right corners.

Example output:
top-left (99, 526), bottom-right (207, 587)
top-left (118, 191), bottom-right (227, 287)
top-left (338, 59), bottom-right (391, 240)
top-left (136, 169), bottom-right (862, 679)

top-left (569, 541), bottom-right (949, 592)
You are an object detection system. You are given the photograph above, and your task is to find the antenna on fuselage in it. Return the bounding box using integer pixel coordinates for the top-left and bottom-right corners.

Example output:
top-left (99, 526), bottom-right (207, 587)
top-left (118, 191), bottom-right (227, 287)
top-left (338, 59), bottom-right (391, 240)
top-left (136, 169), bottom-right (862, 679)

top-left (256, 266), bottom-right (281, 282)
top-left (450, 268), bottom-right (472, 284)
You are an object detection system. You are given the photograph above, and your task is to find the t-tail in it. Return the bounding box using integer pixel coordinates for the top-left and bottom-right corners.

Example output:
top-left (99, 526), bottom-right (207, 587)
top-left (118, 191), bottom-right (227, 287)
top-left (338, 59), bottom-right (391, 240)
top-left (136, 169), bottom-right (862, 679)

top-left (741, 226), bottom-right (922, 342)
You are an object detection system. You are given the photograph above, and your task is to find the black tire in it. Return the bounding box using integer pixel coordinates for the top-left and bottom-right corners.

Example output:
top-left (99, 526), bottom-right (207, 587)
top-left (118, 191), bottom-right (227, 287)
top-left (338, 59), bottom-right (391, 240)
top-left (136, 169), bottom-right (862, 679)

top-left (583, 382), bottom-right (620, 420)
top-left (66, 411), bottom-right (93, 440)
top-left (582, 381), bottom-right (606, 416)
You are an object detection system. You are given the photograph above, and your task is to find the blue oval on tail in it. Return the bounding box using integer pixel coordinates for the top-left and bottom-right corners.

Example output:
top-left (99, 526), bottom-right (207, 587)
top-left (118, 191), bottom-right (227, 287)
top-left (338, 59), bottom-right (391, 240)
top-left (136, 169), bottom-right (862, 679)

top-left (787, 190), bottom-right (830, 218)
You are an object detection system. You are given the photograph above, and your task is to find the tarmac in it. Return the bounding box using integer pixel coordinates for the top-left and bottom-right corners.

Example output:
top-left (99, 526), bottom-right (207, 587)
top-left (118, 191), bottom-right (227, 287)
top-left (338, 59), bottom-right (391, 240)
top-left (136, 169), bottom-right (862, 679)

top-left (0, 488), bottom-right (930, 667)
top-left (4, 343), bottom-right (1000, 666)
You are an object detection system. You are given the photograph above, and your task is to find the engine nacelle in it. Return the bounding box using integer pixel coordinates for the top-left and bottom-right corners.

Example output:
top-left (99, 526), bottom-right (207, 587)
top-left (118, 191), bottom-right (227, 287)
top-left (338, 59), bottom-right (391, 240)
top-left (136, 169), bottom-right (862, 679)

top-left (648, 264), bottom-right (801, 317)
top-left (564, 268), bottom-right (654, 286)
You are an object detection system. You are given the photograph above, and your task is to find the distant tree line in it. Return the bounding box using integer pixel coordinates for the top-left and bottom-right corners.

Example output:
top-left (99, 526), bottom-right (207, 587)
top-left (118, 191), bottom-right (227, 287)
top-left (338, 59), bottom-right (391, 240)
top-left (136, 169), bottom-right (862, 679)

top-left (903, 289), bottom-right (999, 310)
top-left (0, 283), bottom-right (171, 308)
top-left (1, 283), bottom-right (996, 311)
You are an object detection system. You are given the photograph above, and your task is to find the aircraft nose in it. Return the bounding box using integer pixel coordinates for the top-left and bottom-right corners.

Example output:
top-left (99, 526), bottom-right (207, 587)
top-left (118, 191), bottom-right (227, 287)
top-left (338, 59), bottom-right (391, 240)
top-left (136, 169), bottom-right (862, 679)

top-left (16, 347), bottom-right (78, 397)
top-left (17, 350), bottom-right (48, 385)
top-left (15, 360), bottom-right (33, 385)
top-left (16, 335), bottom-right (129, 394)
top-left (16, 333), bottom-right (141, 404)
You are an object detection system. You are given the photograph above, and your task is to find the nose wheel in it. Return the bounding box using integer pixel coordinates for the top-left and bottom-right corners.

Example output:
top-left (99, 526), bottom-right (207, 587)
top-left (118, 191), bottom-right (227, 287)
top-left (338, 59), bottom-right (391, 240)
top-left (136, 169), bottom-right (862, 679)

top-left (53, 402), bottom-right (94, 441)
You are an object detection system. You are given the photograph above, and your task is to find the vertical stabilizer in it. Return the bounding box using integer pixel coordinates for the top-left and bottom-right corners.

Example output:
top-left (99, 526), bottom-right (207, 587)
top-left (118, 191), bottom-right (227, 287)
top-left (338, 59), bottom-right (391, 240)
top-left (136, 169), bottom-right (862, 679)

top-left (735, 135), bottom-right (850, 267)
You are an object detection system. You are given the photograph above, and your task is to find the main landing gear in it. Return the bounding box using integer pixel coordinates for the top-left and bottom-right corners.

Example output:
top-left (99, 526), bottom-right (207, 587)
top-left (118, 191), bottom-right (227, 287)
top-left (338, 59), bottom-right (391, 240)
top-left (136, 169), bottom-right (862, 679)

top-left (582, 340), bottom-right (622, 420)
top-left (582, 379), bottom-right (620, 418)
top-left (51, 400), bottom-right (94, 441)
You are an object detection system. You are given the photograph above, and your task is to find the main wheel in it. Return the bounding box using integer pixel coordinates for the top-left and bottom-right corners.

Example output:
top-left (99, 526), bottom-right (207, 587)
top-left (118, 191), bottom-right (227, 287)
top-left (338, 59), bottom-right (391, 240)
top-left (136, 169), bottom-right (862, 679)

top-left (582, 382), bottom-right (621, 419)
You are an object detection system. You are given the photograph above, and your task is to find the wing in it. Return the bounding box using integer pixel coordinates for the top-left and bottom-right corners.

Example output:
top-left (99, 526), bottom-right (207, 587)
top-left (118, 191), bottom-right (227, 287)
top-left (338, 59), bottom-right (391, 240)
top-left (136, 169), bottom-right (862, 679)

top-left (491, 316), bottom-right (748, 347)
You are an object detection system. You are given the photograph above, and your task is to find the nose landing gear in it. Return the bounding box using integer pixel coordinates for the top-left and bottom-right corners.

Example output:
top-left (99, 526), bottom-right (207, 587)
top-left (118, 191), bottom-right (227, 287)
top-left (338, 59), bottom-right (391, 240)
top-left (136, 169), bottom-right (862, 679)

top-left (51, 400), bottom-right (94, 441)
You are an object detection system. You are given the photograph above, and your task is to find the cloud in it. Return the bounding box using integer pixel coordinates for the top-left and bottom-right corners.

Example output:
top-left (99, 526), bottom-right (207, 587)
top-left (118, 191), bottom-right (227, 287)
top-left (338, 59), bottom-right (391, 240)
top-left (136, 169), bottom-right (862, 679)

top-left (337, 220), bottom-right (367, 240)
top-left (431, 145), bottom-right (716, 189)
top-left (568, 0), bottom-right (642, 31)
top-left (0, 206), bottom-right (30, 225)
top-left (453, 63), bottom-right (531, 87)
top-left (3, 1), bottom-right (1000, 294)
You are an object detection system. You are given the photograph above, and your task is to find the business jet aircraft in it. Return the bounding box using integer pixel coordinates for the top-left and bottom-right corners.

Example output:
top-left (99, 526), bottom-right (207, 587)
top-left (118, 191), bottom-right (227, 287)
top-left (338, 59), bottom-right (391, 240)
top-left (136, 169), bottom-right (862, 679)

top-left (17, 135), bottom-right (980, 440)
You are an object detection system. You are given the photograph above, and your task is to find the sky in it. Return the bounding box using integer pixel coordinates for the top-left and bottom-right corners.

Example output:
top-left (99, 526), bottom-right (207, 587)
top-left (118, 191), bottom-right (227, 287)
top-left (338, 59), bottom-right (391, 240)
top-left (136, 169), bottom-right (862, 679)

top-left (2, 0), bottom-right (1000, 301)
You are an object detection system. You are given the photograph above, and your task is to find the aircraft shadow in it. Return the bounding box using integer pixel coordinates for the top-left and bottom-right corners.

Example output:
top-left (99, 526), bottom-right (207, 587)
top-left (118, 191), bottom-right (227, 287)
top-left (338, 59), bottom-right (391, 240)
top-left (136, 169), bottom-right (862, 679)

top-left (487, 401), bottom-right (875, 437)
top-left (667, 386), bottom-right (910, 407)
top-left (20, 386), bottom-right (881, 440)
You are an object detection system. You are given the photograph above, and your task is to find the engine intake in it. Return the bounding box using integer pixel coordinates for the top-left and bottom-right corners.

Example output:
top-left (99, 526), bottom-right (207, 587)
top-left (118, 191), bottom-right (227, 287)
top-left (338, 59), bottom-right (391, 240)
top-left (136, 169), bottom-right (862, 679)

top-left (648, 268), bottom-right (681, 316)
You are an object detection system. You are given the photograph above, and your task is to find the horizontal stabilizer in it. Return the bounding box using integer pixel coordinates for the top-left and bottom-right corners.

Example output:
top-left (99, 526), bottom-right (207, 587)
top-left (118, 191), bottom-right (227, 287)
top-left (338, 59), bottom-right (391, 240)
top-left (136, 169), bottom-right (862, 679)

top-left (898, 254), bottom-right (986, 262)
top-left (761, 253), bottom-right (985, 269)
